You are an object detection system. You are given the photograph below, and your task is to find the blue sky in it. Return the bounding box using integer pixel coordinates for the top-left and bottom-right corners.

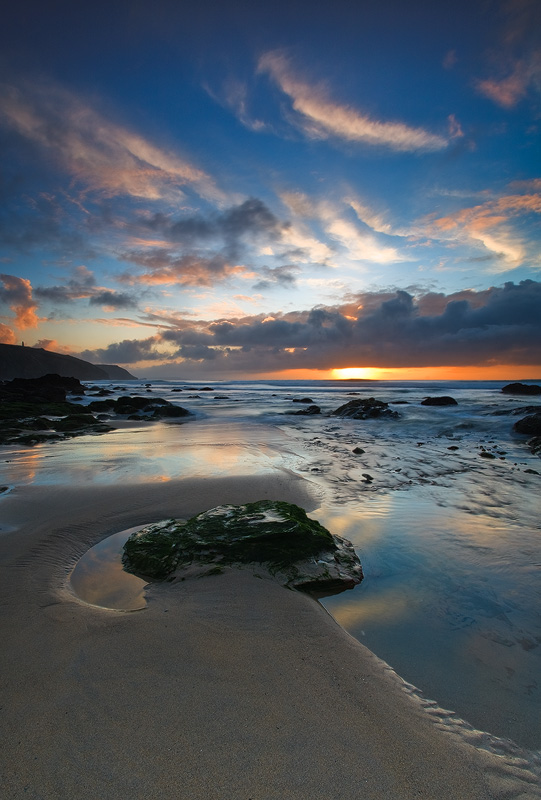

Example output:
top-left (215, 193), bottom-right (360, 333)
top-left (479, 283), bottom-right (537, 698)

top-left (0, 0), bottom-right (539, 378)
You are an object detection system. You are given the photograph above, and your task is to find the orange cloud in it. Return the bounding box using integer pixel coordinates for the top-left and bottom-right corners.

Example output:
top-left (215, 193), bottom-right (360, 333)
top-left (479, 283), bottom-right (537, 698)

top-left (0, 322), bottom-right (16, 344)
top-left (259, 51), bottom-right (449, 152)
top-left (476, 55), bottom-right (540, 108)
top-left (428, 191), bottom-right (541, 268)
top-left (0, 274), bottom-right (40, 328)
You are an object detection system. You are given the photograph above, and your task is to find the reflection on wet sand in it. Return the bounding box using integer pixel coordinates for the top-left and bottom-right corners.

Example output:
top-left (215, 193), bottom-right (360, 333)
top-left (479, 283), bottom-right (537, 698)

top-left (0, 420), bottom-right (293, 486)
top-left (320, 492), bottom-right (541, 749)
top-left (70, 528), bottom-right (148, 611)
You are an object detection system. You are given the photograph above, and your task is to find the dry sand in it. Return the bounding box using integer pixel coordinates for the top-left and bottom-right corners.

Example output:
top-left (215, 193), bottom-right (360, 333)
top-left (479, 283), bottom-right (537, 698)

top-left (1, 473), bottom-right (540, 799)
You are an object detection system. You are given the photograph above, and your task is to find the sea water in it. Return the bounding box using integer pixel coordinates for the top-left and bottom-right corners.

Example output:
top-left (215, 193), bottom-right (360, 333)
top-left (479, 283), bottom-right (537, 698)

top-left (1, 378), bottom-right (540, 749)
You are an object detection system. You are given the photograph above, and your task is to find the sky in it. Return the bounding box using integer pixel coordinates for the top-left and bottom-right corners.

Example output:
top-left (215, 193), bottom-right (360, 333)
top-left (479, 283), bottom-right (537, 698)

top-left (0, 0), bottom-right (540, 380)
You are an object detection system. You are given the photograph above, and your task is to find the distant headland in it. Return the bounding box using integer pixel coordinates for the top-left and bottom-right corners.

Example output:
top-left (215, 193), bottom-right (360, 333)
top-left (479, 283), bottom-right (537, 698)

top-left (0, 343), bottom-right (137, 381)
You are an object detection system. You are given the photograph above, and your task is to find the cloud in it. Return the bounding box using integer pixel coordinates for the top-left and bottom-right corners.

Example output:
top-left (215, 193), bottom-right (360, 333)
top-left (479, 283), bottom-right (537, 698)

top-left (476, 57), bottom-right (540, 108)
top-left (141, 197), bottom-right (287, 256)
top-left (475, 1), bottom-right (541, 109)
top-left (253, 265), bottom-right (299, 290)
top-left (258, 51), bottom-right (449, 152)
top-left (0, 322), bottom-right (16, 344)
top-left (78, 336), bottom-right (163, 365)
top-left (426, 191), bottom-right (541, 269)
top-left (281, 190), bottom-right (407, 264)
top-left (0, 273), bottom-right (39, 328)
top-left (120, 251), bottom-right (250, 287)
top-left (95, 280), bottom-right (541, 374)
top-left (0, 80), bottom-right (220, 202)
top-left (34, 265), bottom-right (139, 310)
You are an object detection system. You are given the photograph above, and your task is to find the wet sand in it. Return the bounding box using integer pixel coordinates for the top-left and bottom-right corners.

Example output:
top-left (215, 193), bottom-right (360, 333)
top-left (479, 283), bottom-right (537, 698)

top-left (1, 474), bottom-right (540, 799)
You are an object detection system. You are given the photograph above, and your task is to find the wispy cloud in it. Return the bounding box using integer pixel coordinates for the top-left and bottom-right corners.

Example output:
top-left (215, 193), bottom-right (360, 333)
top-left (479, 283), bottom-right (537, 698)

top-left (280, 190), bottom-right (407, 264)
top-left (0, 80), bottom-right (221, 203)
top-left (476, 56), bottom-right (540, 108)
top-left (258, 51), bottom-right (449, 152)
top-left (427, 192), bottom-right (541, 269)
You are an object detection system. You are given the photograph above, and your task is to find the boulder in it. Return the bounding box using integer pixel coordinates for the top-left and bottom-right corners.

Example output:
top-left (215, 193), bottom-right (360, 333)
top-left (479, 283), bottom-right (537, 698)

top-left (292, 397), bottom-right (313, 404)
top-left (513, 413), bottom-right (541, 436)
top-left (331, 397), bottom-right (399, 420)
top-left (502, 383), bottom-right (541, 396)
top-left (292, 405), bottom-right (321, 416)
top-left (122, 500), bottom-right (363, 595)
top-left (421, 396), bottom-right (458, 406)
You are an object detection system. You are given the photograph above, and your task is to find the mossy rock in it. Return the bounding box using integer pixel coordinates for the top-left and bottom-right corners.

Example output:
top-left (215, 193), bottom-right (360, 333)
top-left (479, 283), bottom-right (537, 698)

top-left (123, 501), bottom-right (338, 580)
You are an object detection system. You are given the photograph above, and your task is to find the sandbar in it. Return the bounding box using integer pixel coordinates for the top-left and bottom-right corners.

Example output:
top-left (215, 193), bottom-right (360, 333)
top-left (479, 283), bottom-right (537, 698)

top-left (1, 473), bottom-right (540, 799)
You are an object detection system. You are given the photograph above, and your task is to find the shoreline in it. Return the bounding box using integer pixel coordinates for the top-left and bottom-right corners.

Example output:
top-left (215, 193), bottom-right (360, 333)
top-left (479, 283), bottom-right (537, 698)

top-left (1, 475), bottom-right (541, 798)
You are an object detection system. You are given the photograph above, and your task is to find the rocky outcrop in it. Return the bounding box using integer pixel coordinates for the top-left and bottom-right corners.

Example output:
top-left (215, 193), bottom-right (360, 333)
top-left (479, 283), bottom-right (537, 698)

top-left (502, 382), bottom-right (541, 396)
top-left (331, 397), bottom-right (399, 420)
top-left (122, 500), bottom-right (363, 595)
top-left (421, 396), bottom-right (458, 406)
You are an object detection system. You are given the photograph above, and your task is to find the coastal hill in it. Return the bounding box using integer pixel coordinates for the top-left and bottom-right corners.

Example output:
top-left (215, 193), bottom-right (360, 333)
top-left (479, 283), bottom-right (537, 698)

top-left (0, 343), bottom-right (137, 381)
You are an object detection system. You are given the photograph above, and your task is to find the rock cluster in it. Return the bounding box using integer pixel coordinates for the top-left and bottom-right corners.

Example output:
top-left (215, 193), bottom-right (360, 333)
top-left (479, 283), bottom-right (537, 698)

top-left (122, 500), bottom-right (363, 595)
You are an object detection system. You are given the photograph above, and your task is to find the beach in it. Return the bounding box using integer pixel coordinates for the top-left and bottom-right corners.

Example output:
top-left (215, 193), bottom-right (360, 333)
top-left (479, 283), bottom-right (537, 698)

top-left (1, 471), bottom-right (541, 799)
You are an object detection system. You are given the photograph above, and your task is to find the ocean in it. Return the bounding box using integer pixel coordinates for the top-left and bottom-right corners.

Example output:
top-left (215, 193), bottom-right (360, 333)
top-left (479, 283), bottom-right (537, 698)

top-left (2, 378), bottom-right (540, 751)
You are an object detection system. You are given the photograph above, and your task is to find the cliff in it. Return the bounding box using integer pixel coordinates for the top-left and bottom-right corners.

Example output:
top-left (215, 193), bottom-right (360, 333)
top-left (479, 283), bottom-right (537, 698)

top-left (0, 343), bottom-right (137, 381)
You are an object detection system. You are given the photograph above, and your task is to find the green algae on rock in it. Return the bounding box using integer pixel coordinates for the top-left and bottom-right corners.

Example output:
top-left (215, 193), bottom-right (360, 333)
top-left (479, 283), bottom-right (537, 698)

top-left (122, 500), bottom-right (363, 594)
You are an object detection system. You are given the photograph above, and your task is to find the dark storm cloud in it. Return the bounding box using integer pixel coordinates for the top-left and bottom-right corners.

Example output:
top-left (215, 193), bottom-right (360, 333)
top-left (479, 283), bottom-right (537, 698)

top-left (253, 265), bottom-right (299, 290)
top-left (78, 337), bottom-right (162, 364)
top-left (141, 198), bottom-right (288, 260)
top-left (35, 267), bottom-right (138, 310)
top-left (88, 291), bottom-right (137, 309)
top-left (157, 280), bottom-right (541, 372)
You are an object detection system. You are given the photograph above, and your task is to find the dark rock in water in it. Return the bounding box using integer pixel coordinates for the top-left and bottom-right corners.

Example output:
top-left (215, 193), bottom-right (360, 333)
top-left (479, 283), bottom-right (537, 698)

top-left (293, 397), bottom-right (313, 404)
top-left (524, 468), bottom-right (539, 475)
top-left (447, 445), bottom-right (459, 451)
top-left (352, 447), bottom-right (365, 454)
top-left (151, 405), bottom-right (190, 418)
top-left (122, 500), bottom-right (363, 594)
top-left (479, 450), bottom-right (496, 459)
top-left (213, 395), bottom-right (229, 400)
top-left (331, 397), bottom-right (399, 420)
top-left (421, 396), bottom-right (458, 406)
top-left (362, 473), bottom-right (373, 482)
top-left (391, 400), bottom-right (409, 404)
top-left (292, 404), bottom-right (320, 416)
top-left (171, 388), bottom-right (183, 392)
top-left (502, 382), bottom-right (541, 396)
top-left (528, 437), bottom-right (541, 457)
top-left (514, 413), bottom-right (541, 436)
